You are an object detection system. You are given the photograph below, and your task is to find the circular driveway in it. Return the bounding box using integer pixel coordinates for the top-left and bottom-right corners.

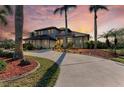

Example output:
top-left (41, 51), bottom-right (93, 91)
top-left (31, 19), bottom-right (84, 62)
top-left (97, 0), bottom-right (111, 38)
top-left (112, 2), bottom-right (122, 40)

top-left (25, 50), bottom-right (124, 87)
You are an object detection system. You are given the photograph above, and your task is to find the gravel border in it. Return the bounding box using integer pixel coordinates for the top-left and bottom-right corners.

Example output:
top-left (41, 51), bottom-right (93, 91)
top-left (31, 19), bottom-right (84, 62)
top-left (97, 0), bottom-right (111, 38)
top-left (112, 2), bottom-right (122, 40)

top-left (0, 60), bottom-right (40, 82)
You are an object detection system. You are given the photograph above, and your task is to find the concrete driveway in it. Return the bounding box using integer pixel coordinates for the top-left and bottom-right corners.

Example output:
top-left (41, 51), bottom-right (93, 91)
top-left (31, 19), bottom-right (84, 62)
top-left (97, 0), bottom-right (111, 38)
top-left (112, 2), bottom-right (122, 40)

top-left (25, 50), bottom-right (124, 87)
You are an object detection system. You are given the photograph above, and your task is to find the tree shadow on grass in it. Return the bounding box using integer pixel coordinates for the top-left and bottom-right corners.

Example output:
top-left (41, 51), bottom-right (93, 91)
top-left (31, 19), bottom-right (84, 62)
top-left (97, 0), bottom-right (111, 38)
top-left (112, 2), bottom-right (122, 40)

top-left (35, 52), bottom-right (66, 87)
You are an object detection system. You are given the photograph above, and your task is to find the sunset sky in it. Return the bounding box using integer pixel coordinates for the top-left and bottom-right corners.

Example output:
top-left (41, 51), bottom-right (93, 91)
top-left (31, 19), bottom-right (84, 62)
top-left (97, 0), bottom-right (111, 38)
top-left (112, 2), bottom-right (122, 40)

top-left (1, 5), bottom-right (124, 40)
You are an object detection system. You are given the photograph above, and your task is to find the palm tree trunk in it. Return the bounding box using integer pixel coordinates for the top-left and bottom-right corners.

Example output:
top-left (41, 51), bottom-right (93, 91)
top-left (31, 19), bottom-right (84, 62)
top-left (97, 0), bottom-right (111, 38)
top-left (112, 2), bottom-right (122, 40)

top-left (94, 11), bottom-right (97, 49)
top-left (14, 5), bottom-right (24, 59)
top-left (64, 9), bottom-right (68, 49)
top-left (114, 36), bottom-right (117, 55)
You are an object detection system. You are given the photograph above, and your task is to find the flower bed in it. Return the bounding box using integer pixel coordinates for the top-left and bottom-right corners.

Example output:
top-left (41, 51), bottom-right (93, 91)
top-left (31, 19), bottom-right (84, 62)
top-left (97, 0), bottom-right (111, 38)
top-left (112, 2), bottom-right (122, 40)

top-left (0, 57), bottom-right (38, 81)
top-left (0, 56), bottom-right (60, 87)
top-left (67, 49), bottom-right (116, 59)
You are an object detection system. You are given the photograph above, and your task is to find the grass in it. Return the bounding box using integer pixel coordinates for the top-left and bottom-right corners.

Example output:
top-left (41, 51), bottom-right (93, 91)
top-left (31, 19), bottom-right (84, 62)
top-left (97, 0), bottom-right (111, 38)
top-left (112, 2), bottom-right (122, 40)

top-left (111, 57), bottom-right (124, 64)
top-left (0, 56), bottom-right (60, 87)
top-left (102, 49), bottom-right (124, 55)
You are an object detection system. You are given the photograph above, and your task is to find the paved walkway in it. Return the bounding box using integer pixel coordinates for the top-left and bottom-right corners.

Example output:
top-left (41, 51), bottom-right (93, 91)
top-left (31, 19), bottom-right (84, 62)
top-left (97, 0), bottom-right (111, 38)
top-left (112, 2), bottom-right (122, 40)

top-left (25, 50), bottom-right (124, 87)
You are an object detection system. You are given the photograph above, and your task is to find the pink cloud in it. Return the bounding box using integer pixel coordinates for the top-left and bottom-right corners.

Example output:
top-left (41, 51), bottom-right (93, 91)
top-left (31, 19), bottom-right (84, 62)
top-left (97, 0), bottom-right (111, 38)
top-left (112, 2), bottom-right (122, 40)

top-left (0, 5), bottom-right (124, 40)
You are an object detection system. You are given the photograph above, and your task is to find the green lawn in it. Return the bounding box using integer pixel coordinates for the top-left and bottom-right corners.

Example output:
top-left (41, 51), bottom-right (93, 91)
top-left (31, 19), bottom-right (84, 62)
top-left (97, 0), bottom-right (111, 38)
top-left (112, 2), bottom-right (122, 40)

top-left (0, 56), bottom-right (60, 87)
top-left (111, 57), bottom-right (124, 64)
top-left (102, 49), bottom-right (124, 55)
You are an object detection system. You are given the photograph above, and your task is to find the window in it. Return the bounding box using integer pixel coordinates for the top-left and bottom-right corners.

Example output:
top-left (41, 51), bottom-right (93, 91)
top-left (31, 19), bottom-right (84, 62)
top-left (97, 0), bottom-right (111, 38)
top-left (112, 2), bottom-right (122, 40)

top-left (40, 31), bottom-right (43, 35)
top-left (48, 29), bottom-right (51, 35)
top-left (67, 37), bottom-right (72, 43)
top-left (43, 30), bottom-right (48, 35)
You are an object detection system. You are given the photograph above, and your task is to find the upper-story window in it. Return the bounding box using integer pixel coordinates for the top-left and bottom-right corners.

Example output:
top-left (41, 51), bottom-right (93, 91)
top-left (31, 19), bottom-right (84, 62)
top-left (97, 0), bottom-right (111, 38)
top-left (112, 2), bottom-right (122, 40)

top-left (48, 29), bottom-right (51, 35)
top-left (36, 32), bottom-right (39, 36)
top-left (37, 31), bottom-right (40, 35)
top-left (52, 29), bottom-right (57, 34)
top-left (43, 30), bottom-right (48, 35)
top-left (40, 31), bottom-right (43, 35)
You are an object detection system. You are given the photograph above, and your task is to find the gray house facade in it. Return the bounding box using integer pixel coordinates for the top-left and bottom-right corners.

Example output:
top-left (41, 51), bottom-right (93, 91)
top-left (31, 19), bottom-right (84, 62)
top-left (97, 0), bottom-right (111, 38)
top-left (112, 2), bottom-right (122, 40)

top-left (23, 27), bottom-right (90, 49)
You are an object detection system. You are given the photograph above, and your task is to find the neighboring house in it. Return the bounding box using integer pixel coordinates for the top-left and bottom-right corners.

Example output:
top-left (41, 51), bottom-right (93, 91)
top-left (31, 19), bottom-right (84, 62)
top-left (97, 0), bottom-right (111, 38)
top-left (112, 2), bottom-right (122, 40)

top-left (23, 26), bottom-right (90, 48)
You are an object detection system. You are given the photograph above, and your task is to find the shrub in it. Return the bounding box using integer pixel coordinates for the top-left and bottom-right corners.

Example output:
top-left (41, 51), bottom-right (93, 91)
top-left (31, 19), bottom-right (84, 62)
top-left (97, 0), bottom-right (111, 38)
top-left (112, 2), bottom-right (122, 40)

top-left (0, 50), bottom-right (14, 58)
top-left (18, 59), bottom-right (31, 67)
top-left (67, 42), bottom-right (73, 49)
top-left (83, 41), bottom-right (90, 49)
top-left (23, 43), bottom-right (35, 50)
top-left (0, 60), bottom-right (7, 71)
top-left (0, 50), bottom-right (3, 55)
top-left (89, 41), bottom-right (94, 49)
top-left (0, 39), bottom-right (15, 49)
top-left (83, 41), bottom-right (94, 49)
top-left (83, 41), bottom-right (108, 49)
top-left (4, 52), bottom-right (14, 58)
top-left (97, 41), bottom-right (108, 49)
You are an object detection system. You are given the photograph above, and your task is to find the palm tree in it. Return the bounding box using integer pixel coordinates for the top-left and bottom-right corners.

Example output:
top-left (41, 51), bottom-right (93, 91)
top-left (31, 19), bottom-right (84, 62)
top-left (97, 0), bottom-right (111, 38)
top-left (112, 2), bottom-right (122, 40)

top-left (14, 5), bottom-right (24, 59)
top-left (89, 5), bottom-right (108, 49)
top-left (53, 5), bottom-right (77, 49)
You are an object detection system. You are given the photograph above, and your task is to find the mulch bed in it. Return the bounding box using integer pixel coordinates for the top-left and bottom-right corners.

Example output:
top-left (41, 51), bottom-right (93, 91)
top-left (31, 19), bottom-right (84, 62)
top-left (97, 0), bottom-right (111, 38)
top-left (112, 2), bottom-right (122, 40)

top-left (0, 57), bottom-right (38, 80)
top-left (67, 49), bottom-right (116, 59)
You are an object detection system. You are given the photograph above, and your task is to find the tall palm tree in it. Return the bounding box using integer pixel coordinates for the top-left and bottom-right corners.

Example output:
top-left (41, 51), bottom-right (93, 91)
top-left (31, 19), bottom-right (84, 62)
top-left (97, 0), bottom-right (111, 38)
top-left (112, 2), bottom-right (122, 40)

top-left (89, 5), bottom-right (108, 49)
top-left (53, 5), bottom-right (77, 49)
top-left (14, 5), bottom-right (24, 59)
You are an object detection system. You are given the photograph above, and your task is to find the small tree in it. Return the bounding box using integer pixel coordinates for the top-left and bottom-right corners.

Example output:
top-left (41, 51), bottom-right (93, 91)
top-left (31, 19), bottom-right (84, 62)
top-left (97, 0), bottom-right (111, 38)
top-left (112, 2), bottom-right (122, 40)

top-left (99, 31), bottom-right (112, 49)
top-left (108, 29), bottom-right (119, 55)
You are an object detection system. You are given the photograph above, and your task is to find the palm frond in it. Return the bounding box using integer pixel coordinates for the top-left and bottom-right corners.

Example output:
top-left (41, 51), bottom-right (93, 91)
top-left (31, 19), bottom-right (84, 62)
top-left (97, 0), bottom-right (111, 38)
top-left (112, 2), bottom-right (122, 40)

top-left (117, 28), bottom-right (124, 35)
top-left (54, 8), bottom-right (61, 14)
top-left (99, 29), bottom-right (115, 39)
top-left (0, 10), bottom-right (7, 15)
top-left (89, 5), bottom-right (108, 13)
top-left (96, 5), bottom-right (109, 11)
top-left (0, 5), bottom-right (12, 26)
top-left (89, 5), bottom-right (95, 13)
top-left (113, 28), bottom-right (124, 37)
top-left (53, 5), bottom-right (77, 15)
top-left (4, 5), bottom-right (13, 14)
top-left (54, 7), bottom-right (65, 15)
top-left (99, 32), bottom-right (108, 39)
top-left (64, 5), bottom-right (77, 11)
top-left (0, 15), bottom-right (7, 25)
top-left (108, 28), bottom-right (118, 37)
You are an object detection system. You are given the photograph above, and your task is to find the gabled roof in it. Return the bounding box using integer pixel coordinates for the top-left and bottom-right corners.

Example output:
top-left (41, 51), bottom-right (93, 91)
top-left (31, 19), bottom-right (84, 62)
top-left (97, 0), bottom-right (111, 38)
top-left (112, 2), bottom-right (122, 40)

top-left (23, 35), bottom-right (56, 41)
top-left (72, 31), bottom-right (89, 36)
top-left (35, 26), bottom-right (72, 32)
top-left (35, 26), bottom-right (61, 32)
top-left (59, 27), bottom-right (72, 32)
top-left (33, 26), bottom-right (89, 37)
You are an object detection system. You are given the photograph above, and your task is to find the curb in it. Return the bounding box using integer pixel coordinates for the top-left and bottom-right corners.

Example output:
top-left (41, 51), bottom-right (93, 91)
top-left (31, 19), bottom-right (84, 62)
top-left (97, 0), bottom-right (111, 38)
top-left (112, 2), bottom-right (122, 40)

top-left (0, 60), bottom-right (40, 82)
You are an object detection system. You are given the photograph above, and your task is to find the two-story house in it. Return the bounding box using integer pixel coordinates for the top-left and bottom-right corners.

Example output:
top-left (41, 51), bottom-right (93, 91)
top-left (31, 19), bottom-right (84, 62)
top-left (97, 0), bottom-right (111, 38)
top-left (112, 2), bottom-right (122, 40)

top-left (23, 26), bottom-right (90, 49)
